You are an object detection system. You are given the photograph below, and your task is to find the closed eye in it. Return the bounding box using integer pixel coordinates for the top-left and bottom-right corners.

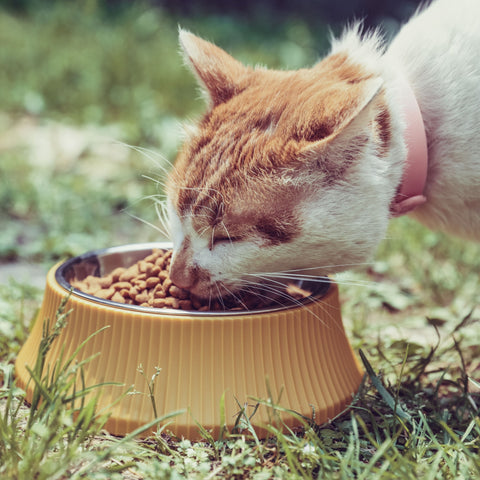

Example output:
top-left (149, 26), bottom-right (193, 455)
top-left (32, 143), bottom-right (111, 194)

top-left (208, 219), bottom-right (244, 250)
top-left (209, 235), bottom-right (242, 251)
top-left (214, 235), bottom-right (241, 245)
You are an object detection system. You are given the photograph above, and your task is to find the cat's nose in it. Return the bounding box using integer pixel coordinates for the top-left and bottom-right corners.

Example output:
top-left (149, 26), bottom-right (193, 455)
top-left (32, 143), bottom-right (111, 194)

top-left (169, 257), bottom-right (197, 290)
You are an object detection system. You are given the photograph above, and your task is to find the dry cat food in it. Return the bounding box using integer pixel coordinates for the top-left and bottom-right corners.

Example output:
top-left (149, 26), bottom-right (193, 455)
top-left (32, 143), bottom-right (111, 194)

top-left (71, 248), bottom-right (312, 311)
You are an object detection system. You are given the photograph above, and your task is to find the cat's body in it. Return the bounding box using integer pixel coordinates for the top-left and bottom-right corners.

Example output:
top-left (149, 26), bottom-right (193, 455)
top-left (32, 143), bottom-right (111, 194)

top-left (387, 0), bottom-right (480, 236)
top-left (166, 0), bottom-right (480, 300)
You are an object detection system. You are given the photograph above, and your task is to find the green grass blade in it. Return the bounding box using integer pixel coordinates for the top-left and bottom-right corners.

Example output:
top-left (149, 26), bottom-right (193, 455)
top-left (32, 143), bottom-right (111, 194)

top-left (359, 349), bottom-right (412, 422)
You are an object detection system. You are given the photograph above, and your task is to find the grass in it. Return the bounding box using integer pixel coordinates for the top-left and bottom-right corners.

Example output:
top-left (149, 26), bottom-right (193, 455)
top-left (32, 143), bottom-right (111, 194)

top-left (1, 2), bottom-right (480, 479)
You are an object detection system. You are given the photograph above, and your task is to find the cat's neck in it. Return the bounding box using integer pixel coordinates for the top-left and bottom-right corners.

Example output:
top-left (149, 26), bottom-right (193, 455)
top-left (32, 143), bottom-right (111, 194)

top-left (389, 76), bottom-right (428, 217)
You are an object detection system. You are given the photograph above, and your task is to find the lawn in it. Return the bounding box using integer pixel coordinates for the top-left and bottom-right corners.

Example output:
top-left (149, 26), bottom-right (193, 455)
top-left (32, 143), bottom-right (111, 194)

top-left (1, 2), bottom-right (480, 479)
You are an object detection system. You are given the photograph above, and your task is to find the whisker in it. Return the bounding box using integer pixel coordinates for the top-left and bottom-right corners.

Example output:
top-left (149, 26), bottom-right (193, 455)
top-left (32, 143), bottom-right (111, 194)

top-left (198, 225), bottom-right (212, 238)
top-left (177, 212), bottom-right (212, 220)
top-left (142, 193), bottom-right (168, 205)
top-left (221, 220), bottom-right (234, 244)
top-left (119, 142), bottom-right (170, 165)
top-left (142, 174), bottom-right (168, 191)
top-left (246, 272), bottom-right (377, 288)
top-left (210, 225), bottom-right (216, 251)
top-left (218, 282), bottom-right (250, 310)
top-left (238, 279), bottom-right (330, 325)
top-left (241, 285), bottom-right (287, 310)
top-left (250, 272), bottom-right (329, 282)
top-left (116, 142), bottom-right (176, 178)
top-left (250, 262), bottom-right (374, 274)
top-left (246, 286), bottom-right (298, 308)
top-left (214, 283), bottom-right (227, 311)
top-left (245, 273), bottom-right (328, 289)
top-left (125, 211), bottom-right (170, 239)
top-left (154, 201), bottom-right (171, 238)
top-left (239, 278), bottom-right (308, 309)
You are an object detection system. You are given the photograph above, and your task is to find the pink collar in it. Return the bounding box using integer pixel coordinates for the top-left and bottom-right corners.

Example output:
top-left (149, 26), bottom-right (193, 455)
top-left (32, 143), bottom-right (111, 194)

top-left (389, 77), bottom-right (428, 217)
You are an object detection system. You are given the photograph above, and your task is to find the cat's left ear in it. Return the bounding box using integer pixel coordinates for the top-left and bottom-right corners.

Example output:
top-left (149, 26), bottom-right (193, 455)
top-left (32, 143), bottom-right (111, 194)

top-left (179, 29), bottom-right (249, 108)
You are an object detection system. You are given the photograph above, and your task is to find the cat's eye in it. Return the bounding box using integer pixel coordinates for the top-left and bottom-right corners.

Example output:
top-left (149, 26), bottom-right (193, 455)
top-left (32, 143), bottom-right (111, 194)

top-left (216, 235), bottom-right (241, 245)
top-left (209, 235), bottom-right (241, 251)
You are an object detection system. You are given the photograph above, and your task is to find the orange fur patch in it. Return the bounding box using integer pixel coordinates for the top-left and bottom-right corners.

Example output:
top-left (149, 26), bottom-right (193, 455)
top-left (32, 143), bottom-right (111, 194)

top-left (168, 46), bottom-right (390, 242)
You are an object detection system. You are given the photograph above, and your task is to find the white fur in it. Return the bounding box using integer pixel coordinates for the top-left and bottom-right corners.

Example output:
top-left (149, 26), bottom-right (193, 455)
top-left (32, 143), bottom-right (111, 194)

top-left (386, 0), bottom-right (480, 239)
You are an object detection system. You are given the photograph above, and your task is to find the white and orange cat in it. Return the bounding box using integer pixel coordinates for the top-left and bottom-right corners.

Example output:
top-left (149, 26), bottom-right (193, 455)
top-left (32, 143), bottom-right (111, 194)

top-left (166, 0), bottom-right (480, 300)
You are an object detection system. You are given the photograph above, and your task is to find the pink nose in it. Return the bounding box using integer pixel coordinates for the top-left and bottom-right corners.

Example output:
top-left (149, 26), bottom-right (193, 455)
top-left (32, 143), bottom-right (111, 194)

top-left (169, 257), bottom-right (197, 290)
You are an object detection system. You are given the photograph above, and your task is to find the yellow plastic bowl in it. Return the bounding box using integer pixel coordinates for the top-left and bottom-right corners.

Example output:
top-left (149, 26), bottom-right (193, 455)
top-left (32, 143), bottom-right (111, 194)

top-left (15, 243), bottom-right (363, 439)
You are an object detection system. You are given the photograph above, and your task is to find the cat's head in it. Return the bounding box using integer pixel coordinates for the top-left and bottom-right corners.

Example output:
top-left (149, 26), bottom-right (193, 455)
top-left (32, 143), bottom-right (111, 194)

top-left (166, 30), bottom-right (401, 300)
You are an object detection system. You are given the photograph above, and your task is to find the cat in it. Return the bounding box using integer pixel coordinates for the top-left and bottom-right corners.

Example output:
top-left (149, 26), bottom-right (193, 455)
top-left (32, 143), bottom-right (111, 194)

top-left (165, 0), bottom-right (480, 301)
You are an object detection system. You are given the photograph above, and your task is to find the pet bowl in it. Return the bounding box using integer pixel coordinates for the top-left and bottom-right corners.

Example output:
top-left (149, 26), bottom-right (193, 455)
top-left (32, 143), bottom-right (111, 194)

top-left (15, 242), bottom-right (363, 439)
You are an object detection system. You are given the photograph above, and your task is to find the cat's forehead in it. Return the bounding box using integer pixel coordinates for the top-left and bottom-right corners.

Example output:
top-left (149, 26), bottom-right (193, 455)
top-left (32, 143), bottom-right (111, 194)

top-left (170, 161), bottom-right (300, 224)
top-left (199, 60), bottom-right (371, 144)
top-left (206, 70), bottom-right (315, 126)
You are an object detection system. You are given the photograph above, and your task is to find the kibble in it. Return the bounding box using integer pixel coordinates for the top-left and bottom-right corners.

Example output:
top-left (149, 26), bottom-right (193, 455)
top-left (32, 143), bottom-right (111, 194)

top-left (70, 248), bottom-right (312, 311)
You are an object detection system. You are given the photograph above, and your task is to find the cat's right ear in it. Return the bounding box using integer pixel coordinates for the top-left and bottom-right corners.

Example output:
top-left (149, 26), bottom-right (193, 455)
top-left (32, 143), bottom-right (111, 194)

top-left (179, 29), bottom-right (249, 108)
top-left (298, 76), bottom-right (385, 164)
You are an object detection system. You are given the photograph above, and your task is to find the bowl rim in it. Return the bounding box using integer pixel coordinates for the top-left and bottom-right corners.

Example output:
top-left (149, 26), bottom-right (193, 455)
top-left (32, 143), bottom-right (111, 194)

top-left (55, 242), bottom-right (331, 317)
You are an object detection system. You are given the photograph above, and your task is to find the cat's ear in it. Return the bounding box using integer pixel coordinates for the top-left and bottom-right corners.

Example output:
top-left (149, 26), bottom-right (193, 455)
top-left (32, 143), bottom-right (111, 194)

top-left (300, 77), bottom-right (384, 161)
top-left (179, 29), bottom-right (248, 107)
